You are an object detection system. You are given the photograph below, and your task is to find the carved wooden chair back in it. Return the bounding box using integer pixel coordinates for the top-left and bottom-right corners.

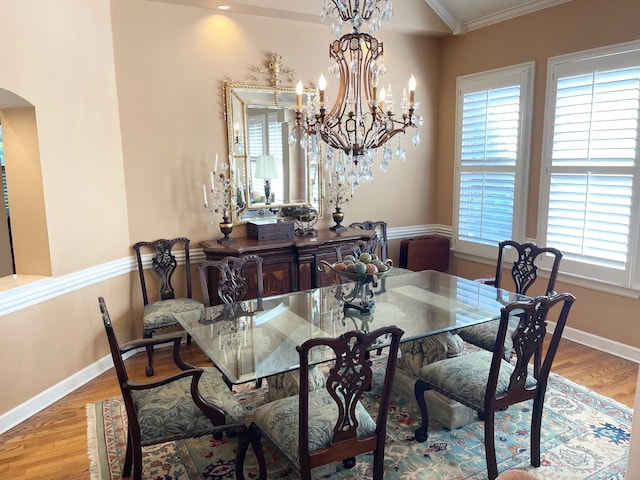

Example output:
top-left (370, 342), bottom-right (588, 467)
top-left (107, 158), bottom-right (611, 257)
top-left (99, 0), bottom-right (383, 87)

top-left (133, 237), bottom-right (194, 305)
top-left (196, 255), bottom-right (264, 307)
top-left (414, 293), bottom-right (575, 480)
top-left (493, 240), bottom-right (563, 295)
top-left (349, 220), bottom-right (388, 260)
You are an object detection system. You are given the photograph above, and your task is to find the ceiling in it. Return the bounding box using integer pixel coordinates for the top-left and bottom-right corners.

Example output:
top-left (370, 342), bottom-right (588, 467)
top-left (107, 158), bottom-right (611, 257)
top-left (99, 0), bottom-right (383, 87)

top-left (150, 0), bottom-right (573, 36)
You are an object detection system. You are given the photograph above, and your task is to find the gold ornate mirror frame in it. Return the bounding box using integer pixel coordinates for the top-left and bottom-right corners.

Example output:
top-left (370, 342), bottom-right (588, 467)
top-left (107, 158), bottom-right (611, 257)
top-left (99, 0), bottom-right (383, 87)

top-left (224, 53), bottom-right (322, 224)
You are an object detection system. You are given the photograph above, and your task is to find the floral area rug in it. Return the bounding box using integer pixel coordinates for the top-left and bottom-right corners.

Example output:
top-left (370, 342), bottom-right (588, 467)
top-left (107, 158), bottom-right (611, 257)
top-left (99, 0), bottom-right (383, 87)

top-left (87, 356), bottom-right (632, 480)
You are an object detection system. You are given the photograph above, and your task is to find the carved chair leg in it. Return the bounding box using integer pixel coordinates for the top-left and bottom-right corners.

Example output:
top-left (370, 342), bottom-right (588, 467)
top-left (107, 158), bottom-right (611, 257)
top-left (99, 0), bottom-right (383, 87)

top-left (236, 423), bottom-right (266, 480)
top-left (143, 330), bottom-right (154, 377)
top-left (131, 437), bottom-right (143, 480)
top-left (531, 395), bottom-right (544, 467)
top-left (123, 431), bottom-right (133, 477)
top-left (414, 380), bottom-right (431, 443)
top-left (484, 410), bottom-right (498, 480)
top-left (186, 333), bottom-right (192, 345)
top-left (250, 423), bottom-right (267, 480)
top-left (235, 426), bottom-right (251, 480)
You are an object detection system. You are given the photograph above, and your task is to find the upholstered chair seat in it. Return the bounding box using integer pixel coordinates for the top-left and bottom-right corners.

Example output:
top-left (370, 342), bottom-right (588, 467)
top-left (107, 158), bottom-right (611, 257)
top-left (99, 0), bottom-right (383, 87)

top-left (418, 350), bottom-right (537, 413)
top-left (132, 366), bottom-right (245, 445)
top-left (252, 388), bottom-right (376, 468)
top-left (457, 316), bottom-right (520, 357)
top-left (142, 297), bottom-right (203, 332)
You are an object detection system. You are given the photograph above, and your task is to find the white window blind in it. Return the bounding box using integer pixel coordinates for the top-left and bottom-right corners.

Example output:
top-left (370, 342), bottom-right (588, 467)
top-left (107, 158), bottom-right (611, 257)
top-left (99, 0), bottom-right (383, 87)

top-left (453, 63), bottom-right (534, 258)
top-left (267, 112), bottom-right (283, 203)
top-left (539, 42), bottom-right (640, 286)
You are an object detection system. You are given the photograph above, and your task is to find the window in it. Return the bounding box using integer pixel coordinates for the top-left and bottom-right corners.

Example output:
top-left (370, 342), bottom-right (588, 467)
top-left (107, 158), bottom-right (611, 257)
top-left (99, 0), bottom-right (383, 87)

top-left (538, 41), bottom-right (640, 287)
top-left (452, 63), bottom-right (534, 258)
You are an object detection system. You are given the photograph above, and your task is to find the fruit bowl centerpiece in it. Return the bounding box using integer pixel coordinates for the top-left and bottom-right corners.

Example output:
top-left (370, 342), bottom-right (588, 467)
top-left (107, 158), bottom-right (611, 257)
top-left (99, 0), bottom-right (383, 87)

top-left (318, 253), bottom-right (393, 313)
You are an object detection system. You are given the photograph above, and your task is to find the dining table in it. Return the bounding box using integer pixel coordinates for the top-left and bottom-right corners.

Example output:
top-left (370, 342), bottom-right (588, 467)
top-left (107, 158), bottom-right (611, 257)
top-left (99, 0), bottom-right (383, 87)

top-left (173, 269), bottom-right (529, 393)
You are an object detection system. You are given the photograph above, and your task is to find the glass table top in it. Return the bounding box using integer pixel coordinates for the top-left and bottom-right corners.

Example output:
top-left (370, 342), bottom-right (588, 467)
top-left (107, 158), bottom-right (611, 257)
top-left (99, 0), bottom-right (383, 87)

top-left (174, 270), bottom-right (528, 385)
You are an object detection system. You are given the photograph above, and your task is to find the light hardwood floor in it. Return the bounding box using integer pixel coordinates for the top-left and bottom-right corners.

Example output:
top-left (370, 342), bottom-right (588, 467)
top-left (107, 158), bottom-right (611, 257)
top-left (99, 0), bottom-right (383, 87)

top-left (0, 339), bottom-right (636, 480)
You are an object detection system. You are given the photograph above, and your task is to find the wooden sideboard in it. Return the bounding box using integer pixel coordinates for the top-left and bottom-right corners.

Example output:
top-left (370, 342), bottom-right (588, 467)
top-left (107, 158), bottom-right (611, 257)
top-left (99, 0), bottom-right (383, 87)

top-left (200, 228), bottom-right (373, 302)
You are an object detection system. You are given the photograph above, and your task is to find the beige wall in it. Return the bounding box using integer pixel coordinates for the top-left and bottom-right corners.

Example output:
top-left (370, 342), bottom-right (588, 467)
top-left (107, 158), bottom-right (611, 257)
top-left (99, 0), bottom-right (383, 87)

top-left (436, 0), bottom-right (640, 347)
top-left (0, 0), bottom-right (131, 415)
top-left (0, 107), bottom-right (50, 276)
top-left (111, 0), bottom-right (440, 243)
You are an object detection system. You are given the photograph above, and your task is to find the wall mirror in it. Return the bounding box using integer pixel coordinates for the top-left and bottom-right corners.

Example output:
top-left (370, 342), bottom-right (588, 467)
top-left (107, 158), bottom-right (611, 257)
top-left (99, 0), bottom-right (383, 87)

top-left (224, 53), bottom-right (321, 224)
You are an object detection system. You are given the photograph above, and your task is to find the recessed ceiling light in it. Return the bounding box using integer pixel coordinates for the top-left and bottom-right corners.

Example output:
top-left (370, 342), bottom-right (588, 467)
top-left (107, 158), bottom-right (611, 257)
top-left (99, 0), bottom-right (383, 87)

top-left (217, 5), bottom-right (230, 9)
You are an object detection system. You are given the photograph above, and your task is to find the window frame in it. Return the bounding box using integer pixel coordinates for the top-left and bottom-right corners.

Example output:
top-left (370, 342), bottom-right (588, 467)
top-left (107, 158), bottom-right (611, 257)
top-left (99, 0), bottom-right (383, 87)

top-left (452, 62), bottom-right (535, 260)
top-left (537, 40), bottom-right (640, 288)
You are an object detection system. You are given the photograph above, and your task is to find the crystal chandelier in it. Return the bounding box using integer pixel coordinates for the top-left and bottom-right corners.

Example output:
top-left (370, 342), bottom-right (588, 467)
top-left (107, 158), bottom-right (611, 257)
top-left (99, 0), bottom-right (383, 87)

top-left (292, 0), bottom-right (422, 188)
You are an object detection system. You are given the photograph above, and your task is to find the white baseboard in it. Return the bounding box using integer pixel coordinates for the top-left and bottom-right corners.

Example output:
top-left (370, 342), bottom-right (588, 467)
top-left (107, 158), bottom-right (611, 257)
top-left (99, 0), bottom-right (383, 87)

top-left (562, 325), bottom-right (640, 363)
top-left (0, 352), bottom-right (121, 436)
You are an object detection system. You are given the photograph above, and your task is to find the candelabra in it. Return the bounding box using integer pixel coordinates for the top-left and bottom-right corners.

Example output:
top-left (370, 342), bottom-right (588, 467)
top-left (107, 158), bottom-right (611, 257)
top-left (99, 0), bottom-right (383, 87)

top-left (324, 169), bottom-right (353, 232)
top-left (203, 157), bottom-right (236, 244)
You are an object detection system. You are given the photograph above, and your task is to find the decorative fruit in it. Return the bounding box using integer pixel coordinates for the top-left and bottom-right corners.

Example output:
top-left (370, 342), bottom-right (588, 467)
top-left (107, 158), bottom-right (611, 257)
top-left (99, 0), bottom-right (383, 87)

top-left (344, 254), bottom-right (356, 263)
top-left (358, 252), bottom-right (372, 264)
top-left (334, 262), bottom-right (346, 271)
top-left (353, 261), bottom-right (367, 274)
top-left (365, 263), bottom-right (378, 274)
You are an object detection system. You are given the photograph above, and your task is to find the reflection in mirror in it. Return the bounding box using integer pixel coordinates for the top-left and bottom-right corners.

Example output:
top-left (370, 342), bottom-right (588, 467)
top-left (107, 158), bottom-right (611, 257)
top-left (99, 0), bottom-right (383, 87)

top-left (224, 54), bottom-right (321, 224)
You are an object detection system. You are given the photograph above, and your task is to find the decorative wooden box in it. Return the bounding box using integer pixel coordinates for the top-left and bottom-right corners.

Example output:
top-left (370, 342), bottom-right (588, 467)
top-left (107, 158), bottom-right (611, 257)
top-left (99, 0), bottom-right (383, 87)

top-left (247, 220), bottom-right (295, 241)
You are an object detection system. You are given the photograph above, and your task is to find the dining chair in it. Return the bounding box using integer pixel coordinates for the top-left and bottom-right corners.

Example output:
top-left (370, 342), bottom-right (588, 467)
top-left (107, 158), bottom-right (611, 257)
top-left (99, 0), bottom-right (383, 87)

top-left (133, 237), bottom-right (203, 376)
top-left (98, 297), bottom-right (263, 480)
top-left (238, 325), bottom-right (404, 480)
top-left (413, 292), bottom-right (575, 480)
top-left (197, 255), bottom-right (267, 388)
top-left (458, 240), bottom-right (563, 359)
top-left (349, 220), bottom-right (388, 260)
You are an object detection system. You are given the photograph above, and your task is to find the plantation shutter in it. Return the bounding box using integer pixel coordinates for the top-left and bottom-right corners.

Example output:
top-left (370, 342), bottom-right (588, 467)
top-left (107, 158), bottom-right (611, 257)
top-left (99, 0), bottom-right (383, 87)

top-left (546, 66), bottom-right (640, 270)
top-left (0, 125), bottom-right (7, 217)
top-left (267, 112), bottom-right (283, 202)
top-left (457, 86), bottom-right (520, 245)
top-left (247, 116), bottom-right (265, 198)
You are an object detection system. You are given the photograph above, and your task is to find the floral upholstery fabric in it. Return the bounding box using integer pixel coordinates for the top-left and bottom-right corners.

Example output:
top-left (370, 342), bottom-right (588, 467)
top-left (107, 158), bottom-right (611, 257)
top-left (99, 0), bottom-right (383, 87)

top-left (252, 388), bottom-right (376, 468)
top-left (143, 298), bottom-right (203, 331)
top-left (458, 316), bottom-right (520, 356)
top-left (418, 350), bottom-right (537, 412)
top-left (263, 365), bottom-right (326, 402)
top-left (131, 367), bottom-right (244, 445)
top-left (399, 332), bottom-right (465, 378)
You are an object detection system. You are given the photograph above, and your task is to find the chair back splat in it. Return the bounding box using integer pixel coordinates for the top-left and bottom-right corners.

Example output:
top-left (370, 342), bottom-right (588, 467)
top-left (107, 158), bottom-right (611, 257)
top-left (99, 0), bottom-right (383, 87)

top-left (196, 254), bottom-right (264, 307)
top-left (241, 325), bottom-right (404, 480)
top-left (494, 240), bottom-right (563, 296)
top-left (348, 220), bottom-right (388, 260)
top-left (414, 293), bottom-right (575, 480)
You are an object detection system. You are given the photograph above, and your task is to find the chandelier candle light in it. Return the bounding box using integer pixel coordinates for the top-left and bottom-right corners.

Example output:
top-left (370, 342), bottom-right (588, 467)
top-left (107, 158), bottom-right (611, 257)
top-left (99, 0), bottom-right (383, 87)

top-left (203, 153), bottom-right (236, 245)
top-left (293, 0), bottom-right (422, 189)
